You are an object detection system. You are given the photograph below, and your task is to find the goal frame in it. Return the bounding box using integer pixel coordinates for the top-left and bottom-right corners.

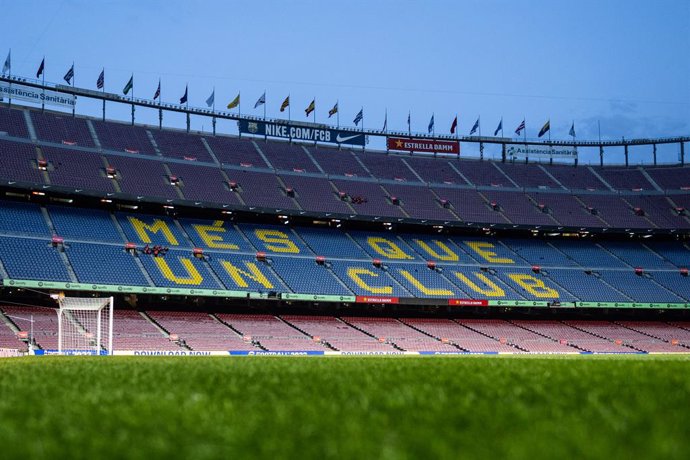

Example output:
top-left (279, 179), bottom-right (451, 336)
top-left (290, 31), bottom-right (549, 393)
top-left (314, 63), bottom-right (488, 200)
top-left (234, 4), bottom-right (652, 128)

top-left (57, 296), bottom-right (114, 355)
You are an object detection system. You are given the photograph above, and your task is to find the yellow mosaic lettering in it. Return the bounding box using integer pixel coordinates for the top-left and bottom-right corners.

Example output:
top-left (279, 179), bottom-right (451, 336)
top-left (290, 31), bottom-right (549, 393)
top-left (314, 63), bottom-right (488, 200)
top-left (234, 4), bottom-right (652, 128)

top-left (129, 217), bottom-right (179, 246)
top-left (508, 274), bottom-right (559, 299)
top-left (192, 221), bottom-right (239, 250)
top-left (413, 240), bottom-right (459, 261)
top-left (398, 270), bottom-right (453, 296)
top-left (153, 257), bottom-right (202, 285)
top-left (347, 267), bottom-right (393, 294)
top-left (453, 272), bottom-right (505, 297)
top-left (219, 261), bottom-right (274, 289)
top-left (464, 241), bottom-right (514, 264)
top-left (367, 237), bottom-right (413, 260)
top-left (254, 229), bottom-right (300, 253)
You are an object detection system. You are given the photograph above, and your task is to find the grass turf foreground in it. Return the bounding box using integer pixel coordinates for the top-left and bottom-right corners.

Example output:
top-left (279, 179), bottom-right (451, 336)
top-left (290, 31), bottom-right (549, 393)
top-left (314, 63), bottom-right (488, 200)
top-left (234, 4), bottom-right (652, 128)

top-left (0, 356), bottom-right (689, 460)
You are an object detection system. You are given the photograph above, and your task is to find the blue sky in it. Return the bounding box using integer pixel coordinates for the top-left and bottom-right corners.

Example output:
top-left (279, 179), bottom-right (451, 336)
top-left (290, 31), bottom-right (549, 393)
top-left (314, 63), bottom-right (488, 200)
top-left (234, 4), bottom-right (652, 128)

top-left (1, 0), bottom-right (688, 164)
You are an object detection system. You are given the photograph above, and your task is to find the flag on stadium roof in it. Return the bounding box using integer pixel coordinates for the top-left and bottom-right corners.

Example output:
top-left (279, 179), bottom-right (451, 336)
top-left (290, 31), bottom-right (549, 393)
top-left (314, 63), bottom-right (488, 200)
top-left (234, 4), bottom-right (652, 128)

top-left (407, 111), bottom-right (411, 133)
top-left (206, 89), bottom-right (215, 108)
top-left (428, 114), bottom-right (434, 133)
top-left (469, 118), bottom-right (479, 135)
top-left (494, 118), bottom-right (503, 136)
top-left (328, 102), bottom-right (338, 118)
top-left (254, 92), bottom-right (265, 108)
top-left (180, 85), bottom-right (188, 104)
top-left (227, 93), bottom-right (240, 109)
top-left (305, 99), bottom-right (315, 117)
top-left (96, 69), bottom-right (104, 89)
top-left (538, 120), bottom-right (550, 138)
top-left (2, 50), bottom-right (9, 74)
top-left (36, 58), bottom-right (45, 78)
top-left (280, 95), bottom-right (290, 112)
top-left (353, 108), bottom-right (363, 126)
top-left (383, 110), bottom-right (388, 132)
top-left (569, 122), bottom-right (576, 137)
top-left (63, 64), bottom-right (74, 85)
top-left (450, 116), bottom-right (458, 134)
top-left (153, 80), bottom-right (161, 100)
top-left (515, 119), bottom-right (525, 136)
top-left (123, 75), bottom-right (133, 95)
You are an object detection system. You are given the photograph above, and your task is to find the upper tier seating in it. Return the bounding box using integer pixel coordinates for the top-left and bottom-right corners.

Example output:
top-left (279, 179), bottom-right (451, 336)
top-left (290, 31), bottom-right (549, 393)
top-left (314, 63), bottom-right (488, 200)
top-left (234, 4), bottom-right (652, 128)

top-left (0, 106), bottom-right (29, 138)
top-left (150, 130), bottom-right (213, 162)
top-left (43, 148), bottom-right (116, 193)
top-left (92, 120), bottom-right (155, 155)
top-left (30, 111), bottom-right (95, 147)
top-left (205, 136), bottom-right (270, 168)
top-left (1, 106), bottom-right (689, 231)
top-left (0, 139), bottom-right (43, 184)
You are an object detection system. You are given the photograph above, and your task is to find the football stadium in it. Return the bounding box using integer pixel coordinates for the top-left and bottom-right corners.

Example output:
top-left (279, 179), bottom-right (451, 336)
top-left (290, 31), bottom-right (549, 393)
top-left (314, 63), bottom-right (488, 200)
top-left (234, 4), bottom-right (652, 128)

top-left (1, 1), bottom-right (689, 458)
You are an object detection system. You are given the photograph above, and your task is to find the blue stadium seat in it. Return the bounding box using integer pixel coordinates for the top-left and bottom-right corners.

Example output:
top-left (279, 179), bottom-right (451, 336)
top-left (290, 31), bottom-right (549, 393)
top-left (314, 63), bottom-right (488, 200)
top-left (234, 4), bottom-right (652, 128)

top-left (206, 252), bottom-right (290, 293)
top-left (179, 218), bottom-right (253, 253)
top-left (329, 261), bottom-right (411, 297)
top-left (269, 257), bottom-right (353, 296)
top-left (66, 243), bottom-right (149, 286)
top-left (49, 206), bottom-right (122, 242)
top-left (297, 227), bottom-right (369, 259)
top-left (0, 201), bottom-right (50, 237)
top-left (0, 236), bottom-right (71, 281)
top-left (117, 213), bottom-right (191, 248)
top-left (138, 249), bottom-right (221, 289)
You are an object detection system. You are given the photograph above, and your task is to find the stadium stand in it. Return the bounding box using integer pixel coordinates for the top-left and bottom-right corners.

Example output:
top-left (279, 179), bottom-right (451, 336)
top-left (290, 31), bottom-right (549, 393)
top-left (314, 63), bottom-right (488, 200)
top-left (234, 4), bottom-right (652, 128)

top-left (0, 106), bottom-right (30, 138)
top-left (30, 111), bottom-right (95, 147)
top-left (1, 105), bottom-right (690, 356)
top-left (0, 139), bottom-right (43, 184)
top-left (217, 314), bottom-right (328, 351)
top-left (147, 311), bottom-right (256, 351)
top-left (43, 147), bottom-right (117, 193)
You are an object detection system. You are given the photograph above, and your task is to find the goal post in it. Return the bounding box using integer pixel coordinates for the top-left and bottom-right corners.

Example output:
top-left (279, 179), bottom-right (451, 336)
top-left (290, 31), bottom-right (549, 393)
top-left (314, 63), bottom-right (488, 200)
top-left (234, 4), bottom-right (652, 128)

top-left (57, 296), bottom-right (114, 355)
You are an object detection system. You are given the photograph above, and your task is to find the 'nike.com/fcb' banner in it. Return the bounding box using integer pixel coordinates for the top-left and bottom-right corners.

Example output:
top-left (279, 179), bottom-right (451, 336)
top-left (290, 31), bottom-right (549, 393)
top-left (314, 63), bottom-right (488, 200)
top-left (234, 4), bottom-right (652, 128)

top-left (387, 137), bottom-right (460, 154)
top-left (238, 120), bottom-right (365, 146)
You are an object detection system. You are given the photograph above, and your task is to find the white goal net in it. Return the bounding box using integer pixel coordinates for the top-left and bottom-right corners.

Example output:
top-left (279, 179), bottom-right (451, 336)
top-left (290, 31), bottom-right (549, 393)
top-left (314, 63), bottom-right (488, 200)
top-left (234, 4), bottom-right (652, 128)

top-left (57, 296), bottom-right (113, 355)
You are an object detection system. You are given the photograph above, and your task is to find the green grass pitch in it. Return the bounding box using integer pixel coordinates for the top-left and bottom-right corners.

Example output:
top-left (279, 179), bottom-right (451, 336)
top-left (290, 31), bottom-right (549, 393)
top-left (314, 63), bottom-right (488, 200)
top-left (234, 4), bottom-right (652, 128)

top-left (0, 355), bottom-right (689, 459)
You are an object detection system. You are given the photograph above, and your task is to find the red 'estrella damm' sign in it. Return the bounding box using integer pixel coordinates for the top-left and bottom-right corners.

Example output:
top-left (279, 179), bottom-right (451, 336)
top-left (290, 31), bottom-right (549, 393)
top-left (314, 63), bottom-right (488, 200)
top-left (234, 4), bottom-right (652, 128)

top-left (387, 137), bottom-right (460, 154)
top-left (356, 296), bottom-right (400, 304)
top-left (448, 299), bottom-right (488, 307)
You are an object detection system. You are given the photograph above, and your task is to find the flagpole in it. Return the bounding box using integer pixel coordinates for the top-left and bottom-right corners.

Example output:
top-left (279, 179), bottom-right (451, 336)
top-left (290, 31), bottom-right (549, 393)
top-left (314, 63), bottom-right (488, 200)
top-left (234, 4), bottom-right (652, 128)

top-left (238, 91), bottom-right (242, 139)
top-left (572, 120), bottom-right (577, 166)
top-left (186, 84), bottom-right (190, 133)
top-left (263, 90), bottom-right (267, 142)
top-left (385, 108), bottom-right (389, 153)
top-left (101, 68), bottom-right (106, 122)
top-left (131, 74), bottom-right (135, 126)
top-left (41, 56), bottom-right (45, 113)
top-left (288, 94), bottom-right (291, 143)
top-left (361, 107), bottom-right (365, 153)
top-left (158, 79), bottom-right (163, 129)
top-left (212, 86), bottom-right (216, 135)
top-left (479, 115), bottom-right (484, 160)
top-left (71, 61), bottom-right (75, 117)
top-left (523, 117), bottom-right (527, 164)
top-left (548, 118), bottom-right (553, 165)
top-left (7, 49), bottom-right (11, 108)
top-left (336, 100), bottom-right (339, 128)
